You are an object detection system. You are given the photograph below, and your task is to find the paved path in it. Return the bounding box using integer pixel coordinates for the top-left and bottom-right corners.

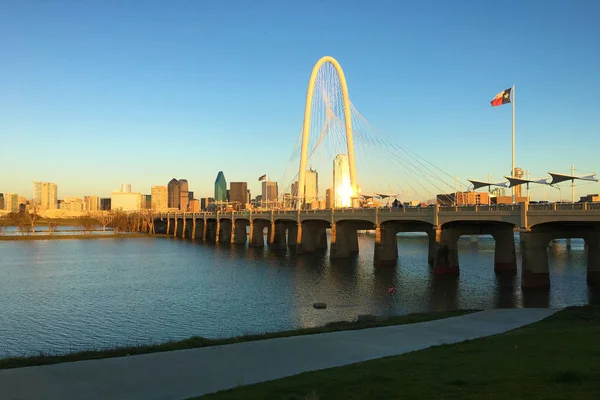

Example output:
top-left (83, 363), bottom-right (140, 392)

top-left (1, 308), bottom-right (558, 400)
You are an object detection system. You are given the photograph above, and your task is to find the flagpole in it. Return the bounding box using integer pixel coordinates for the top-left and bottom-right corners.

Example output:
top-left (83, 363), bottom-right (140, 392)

top-left (511, 84), bottom-right (515, 203)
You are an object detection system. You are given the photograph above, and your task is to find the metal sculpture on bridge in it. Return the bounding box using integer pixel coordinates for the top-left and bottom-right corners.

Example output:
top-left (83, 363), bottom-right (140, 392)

top-left (297, 56), bottom-right (357, 209)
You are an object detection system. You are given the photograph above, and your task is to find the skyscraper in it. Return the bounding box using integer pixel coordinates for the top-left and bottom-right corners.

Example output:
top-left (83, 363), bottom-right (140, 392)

top-left (333, 154), bottom-right (351, 208)
top-left (84, 196), bottom-right (99, 211)
top-left (305, 168), bottom-right (318, 208)
top-left (5, 193), bottom-right (19, 213)
top-left (179, 179), bottom-right (189, 212)
top-left (151, 186), bottom-right (168, 211)
top-left (230, 182), bottom-right (248, 210)
top-left (0, 193), bottom-right (4, 210)
top-left (214, 171), bottom-right (227, 203)
top-left (167, 178), bottom-right (180, 209)
top-left (262, 181), bottom-right (278, 205)
top-left (33, 181), bottom-right (58, 210)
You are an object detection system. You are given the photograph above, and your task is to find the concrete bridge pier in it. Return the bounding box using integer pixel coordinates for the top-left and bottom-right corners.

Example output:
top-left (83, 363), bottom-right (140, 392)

top-left (586, 233), bottom-right (600, 285)
top-left (166, 218), bottom-right (171, 235)
top-left (433, 228), bottom-right (459, 275)
top-left (202, 219), bottom-right (208, 241)
top-left (175, 218), bottom-right (184, 238)
top-left (219, 220), bottom-right (232, 243)
top-left (191, 219), bottom-right (196, 239)
top-left (232, 220), bottom-right (248, 244)
top-left (316, 226), bottom-right (328, 251)
top-left (330, 223), bottom-right (350, 259)
top-left (270, 222), bottom-right (288, 250)
top-left (520, 230), bottom-right (550, 288)
top-left (346, 223), bottom-right (359, 254)
top-left (181, 218), bottom-right (187, 239)
top-left (427, 229), bottom-right (437, 266)
top-left (194, 219), bottom-right (204, 240)
top-left (205, 220), bottom-right (217, 242)
top-left (493, 226), bottom-right (517, 272)
top-left (374, 224), bottom-right (398, 266)
top-left (288, 224), bottom-right (298, 248)
top-left (249, 221), bottom-right (267, 247)
top-left (298, 223), bottom-right (318, 254)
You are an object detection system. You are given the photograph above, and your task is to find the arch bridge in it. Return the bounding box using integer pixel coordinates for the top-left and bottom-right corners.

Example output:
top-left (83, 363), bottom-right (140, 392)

top-left (154, 202), bottom-right (600, 289)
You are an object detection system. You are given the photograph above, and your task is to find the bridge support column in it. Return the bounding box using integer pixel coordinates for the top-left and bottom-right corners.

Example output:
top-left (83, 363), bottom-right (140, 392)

top-left (233, 220), bottom-right (247, 244)
top-left (433, 228), bottom-right (459, 275)
top-left (271, 223), bottom-right (288, 250)
top-left (493, 226), bottom-right (517, 272)
top-left (586, 233), bottom-right (600, 285)
top-left (427, 228), bottom-right (439, 266)
top-left (191, 219), bottom-right (196, 239)
top-left (249, 221), bottom-right (265, 247)
top-left (268, 222), bottom-right (276, 245)
top-left (298, 224), bottom-right (317, 254)
top-left (316, 226), bottom-right (328, 251)
top-left (215, 219), bottom-right (220, 243)
top-left (202, 219), bottom-right (207, 241)
top-left (330, 223), bottom-right (350, 259)
top-left (520, 230), bottom-right (550, 288)
top-left (173, 218), bottom-right (178, 238)
top-left (346, 223), bottom-right (359, 253)
top-left (182, 217), bottom-right (186, 239)
top-left (288, 224), bottom-right (298, 248)
top-left (219, 220), bottom-right (232, 243)
top-left (374, 224), bottom-right (398, 266)
top-left (166, 218), bottom-right (171, 235)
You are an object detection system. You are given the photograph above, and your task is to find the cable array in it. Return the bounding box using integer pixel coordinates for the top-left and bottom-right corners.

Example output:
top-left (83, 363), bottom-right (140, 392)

top-left (279, 62), bottom-right (469, 206)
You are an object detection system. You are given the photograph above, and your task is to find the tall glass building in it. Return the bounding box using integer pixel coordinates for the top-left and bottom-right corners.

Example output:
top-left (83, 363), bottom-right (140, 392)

top-left (214, 171), bottom-right (227, 203)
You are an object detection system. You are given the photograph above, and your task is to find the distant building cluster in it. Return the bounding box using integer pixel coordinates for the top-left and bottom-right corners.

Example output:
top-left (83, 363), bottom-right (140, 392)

top-left (3, 160), bottom-right (600, 217)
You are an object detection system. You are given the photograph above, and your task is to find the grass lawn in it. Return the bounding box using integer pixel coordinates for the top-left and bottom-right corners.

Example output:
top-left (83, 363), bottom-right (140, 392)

top-left (199, 306), bottom-right (600, 400)
top-left (0, 310), bottom-right (474, 370)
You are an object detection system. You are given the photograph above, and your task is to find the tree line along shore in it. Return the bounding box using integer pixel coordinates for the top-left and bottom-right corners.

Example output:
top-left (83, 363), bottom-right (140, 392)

top-left (0, 209), bottom-right (158, 237)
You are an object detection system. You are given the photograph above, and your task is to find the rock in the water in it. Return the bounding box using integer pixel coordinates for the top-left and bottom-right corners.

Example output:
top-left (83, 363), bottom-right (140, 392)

top-left (313, 302), bottom-right (327, 309)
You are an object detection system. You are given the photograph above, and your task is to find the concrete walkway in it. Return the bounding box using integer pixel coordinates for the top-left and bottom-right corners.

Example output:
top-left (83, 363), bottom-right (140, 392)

top-left (1, 308), bottom-right (558, 400)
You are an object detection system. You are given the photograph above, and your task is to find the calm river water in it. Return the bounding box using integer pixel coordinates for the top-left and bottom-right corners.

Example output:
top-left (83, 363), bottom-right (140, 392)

top-left (0, 233), bottom-right (596, 357)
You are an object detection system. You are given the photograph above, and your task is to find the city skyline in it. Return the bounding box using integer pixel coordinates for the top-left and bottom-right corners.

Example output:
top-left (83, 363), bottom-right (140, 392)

top-left (1, 1), bottom-right (599, 200)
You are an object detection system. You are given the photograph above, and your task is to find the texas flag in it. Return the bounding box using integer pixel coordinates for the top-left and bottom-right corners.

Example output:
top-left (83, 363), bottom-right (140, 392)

top-left (258, 174), bottom-right (267, 181)
top-left (490, 88), bottom-right (512, 107)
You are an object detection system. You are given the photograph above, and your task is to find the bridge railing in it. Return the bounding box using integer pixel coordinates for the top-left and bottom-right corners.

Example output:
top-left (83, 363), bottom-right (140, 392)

top-left (439, 204), bottom-right (520, 212)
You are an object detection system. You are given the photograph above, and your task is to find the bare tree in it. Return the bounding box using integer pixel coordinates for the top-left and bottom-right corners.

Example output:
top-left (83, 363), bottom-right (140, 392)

top-left (110, 210), bottom-right (127, 234)
top-left (47, 220), bottom-right (58, 235)
top-left (127, 213), bottom-right (139, 233)
top-left (46, 210), bottom-right (63, 235)
top-left (8, 212), bottom-right (29, 236)
top-left (94, 211), bottom-right (114, 233)
top-left (28, 201), bottom-right (40, 234)
top-left (139, 209), bottom-right (156, 234)
top-left (79, 214), bottom-right (97, 235)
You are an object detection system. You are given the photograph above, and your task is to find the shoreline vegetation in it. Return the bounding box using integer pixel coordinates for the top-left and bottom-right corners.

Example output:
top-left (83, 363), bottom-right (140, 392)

top-left (200, 306), bottom-right (600, 400)
top-left (0, 310), bottom-right (475, 370)
top-left (0, 209), bottom-right (159, 239)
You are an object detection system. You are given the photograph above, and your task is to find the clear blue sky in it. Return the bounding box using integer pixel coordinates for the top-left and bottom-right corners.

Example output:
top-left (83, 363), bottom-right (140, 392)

top-left (1, 0), bottom-right (599, 201)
